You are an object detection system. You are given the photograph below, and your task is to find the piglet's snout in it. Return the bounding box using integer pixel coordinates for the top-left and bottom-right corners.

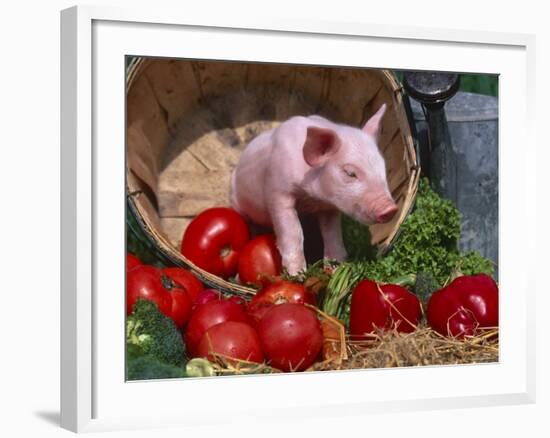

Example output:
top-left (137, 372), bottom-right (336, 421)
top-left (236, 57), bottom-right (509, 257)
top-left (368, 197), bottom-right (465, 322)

top-left (375, 203), bottom-right (398, 223)
top-left (364, 192), bottom-right (398, 224)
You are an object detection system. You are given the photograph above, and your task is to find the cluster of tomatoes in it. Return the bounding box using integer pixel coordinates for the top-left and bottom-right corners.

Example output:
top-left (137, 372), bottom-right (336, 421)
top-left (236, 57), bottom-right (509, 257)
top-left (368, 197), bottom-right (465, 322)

top-left (127, 253), bottom-right (323, 372)
top-left (179, 207), bottom-right (282, 286)
top-left (128, 206), bottom-right (499, 373)
top-left (186, 281), bottom-right (322, 372)
top-left (127, 254), bottom-right (499, 374)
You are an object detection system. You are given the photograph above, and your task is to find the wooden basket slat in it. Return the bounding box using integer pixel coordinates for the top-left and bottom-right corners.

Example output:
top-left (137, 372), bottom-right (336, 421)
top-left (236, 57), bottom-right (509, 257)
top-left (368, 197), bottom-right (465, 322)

top-left (290, 66), bottom-right (330, 115)
top-left (144, 59), bottom-right (202, 135)
top-left (127, 171), bottom-right (161, 230)
top-left (127, 123), bottom-right (160, 193)
top-left (369, 91), bottom-right (401, 152)
top-left (326, 69), bottom-right (384, 126)
top-left (244, 64), bottom-right (296, 119)
top-left (192, 60), bottom-right (249, 101)
top-left (127, 69), bottom-right (172, 187)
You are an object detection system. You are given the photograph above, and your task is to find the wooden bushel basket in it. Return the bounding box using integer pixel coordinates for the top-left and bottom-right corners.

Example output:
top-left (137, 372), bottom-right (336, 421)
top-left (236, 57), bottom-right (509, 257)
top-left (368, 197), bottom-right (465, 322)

top-left (126, 58), bottom-right (420, 297)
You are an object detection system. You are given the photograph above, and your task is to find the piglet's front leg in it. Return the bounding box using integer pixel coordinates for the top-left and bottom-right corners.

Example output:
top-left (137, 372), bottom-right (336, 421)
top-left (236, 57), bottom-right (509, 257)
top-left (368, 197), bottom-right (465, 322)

top-left (318, 210), bottom-right (348, 262)
top-left (269, 197), bottom-right (306, 276)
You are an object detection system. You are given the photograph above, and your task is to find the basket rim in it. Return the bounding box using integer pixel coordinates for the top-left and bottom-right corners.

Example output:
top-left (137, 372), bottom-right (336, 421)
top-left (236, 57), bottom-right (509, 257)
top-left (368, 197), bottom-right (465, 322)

top-left (125, 57), bottom-right (420, 295)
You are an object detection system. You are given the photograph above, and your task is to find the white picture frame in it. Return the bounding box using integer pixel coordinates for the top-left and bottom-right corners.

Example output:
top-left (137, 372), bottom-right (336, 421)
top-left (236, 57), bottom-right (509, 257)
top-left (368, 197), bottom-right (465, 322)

top-left (60, 4), bottom-right (536, 433)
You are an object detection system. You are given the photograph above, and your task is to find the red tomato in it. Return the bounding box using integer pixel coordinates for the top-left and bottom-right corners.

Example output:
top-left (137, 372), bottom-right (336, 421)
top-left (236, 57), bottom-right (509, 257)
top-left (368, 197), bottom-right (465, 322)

top-left (197, 321), bottom-right (264, 363)
top-left (127, 253), bottom-right (142, 271)
top-left (427, 274), bottom-right (498, 338)
top-left (350, 280), bottom-right (422, 338)
top-left (258, 303), bottom-right (323, 372)
top-left (194, 289), bottom-right (223, 307)
top-left (126, 265), bottom-right (172, 317)
top-left (162, 267), bottom-right (204, 303)
top-left (227, 295), bottom-right (246, 307)
top-left (169, 288), bottom-right (193, 329)
top-left (192, 290), bottom-right (245, 310)
top-left (238, 234), bottom-right (282, 287)
top-left (247, 280), bottom-right (316, 325)
top-left (180, 207), bottom-right (250, 279)
top-left (185, 299), bottom-right (251, 357)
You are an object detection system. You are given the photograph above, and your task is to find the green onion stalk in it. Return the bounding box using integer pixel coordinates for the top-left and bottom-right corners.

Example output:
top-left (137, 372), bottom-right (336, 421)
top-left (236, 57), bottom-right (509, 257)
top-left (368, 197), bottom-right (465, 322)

top-left (320, 262), bottom-right (417, 322)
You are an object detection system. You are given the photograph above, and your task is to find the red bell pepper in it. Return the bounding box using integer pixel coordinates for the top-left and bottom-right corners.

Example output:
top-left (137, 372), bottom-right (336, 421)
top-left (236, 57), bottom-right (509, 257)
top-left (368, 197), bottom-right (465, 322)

top-left (350, 279), bottom-right (422, 338)
top-left (427, 274), bottom-right (498, 338)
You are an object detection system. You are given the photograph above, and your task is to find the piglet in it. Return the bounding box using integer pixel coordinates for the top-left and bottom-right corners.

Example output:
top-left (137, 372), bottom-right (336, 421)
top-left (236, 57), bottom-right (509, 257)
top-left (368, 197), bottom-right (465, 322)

top-left (230, 104), bottom-right (397, 275)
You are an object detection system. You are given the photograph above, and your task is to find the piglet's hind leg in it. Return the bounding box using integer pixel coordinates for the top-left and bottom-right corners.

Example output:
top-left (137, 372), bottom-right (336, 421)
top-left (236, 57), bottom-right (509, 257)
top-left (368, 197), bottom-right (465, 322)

top-left (318, 211), bottom-right (348, 262)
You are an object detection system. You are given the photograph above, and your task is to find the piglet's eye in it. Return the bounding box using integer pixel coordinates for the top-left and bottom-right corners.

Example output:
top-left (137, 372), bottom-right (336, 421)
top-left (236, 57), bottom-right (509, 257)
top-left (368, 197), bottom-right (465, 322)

top-left (344, 169), bottom-right (357, 178)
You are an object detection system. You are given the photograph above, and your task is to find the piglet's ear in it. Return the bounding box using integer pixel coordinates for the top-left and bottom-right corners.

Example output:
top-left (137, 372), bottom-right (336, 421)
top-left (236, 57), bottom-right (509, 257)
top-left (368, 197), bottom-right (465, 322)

top-left (303, 127), bottom-right (340, 167)
top-left (362, 103), bottom-right (387, 139)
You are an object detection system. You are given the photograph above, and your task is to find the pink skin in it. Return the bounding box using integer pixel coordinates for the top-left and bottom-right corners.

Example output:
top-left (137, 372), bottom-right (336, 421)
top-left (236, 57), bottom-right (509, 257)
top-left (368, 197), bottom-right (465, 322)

top-left (230, 104), bottom-right (397, 275)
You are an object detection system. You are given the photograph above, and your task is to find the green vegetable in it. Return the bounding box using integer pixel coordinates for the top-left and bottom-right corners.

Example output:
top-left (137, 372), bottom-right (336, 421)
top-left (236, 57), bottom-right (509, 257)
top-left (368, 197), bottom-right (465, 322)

top-left (414, 271), bottom-right (440, 304)
top-left (322, 263), bottom-right (367, 319)
top-left (343, 178), bottom-right (493, 285)
top-left (126, 299), bottom-right (185, 367)
top-left (341, 214), bottom-right (377, 260)
top-left (126, 344), bottom-right (187, 380)
top-left (324, 178), bottom-right (494, 322)
top-left (455, 251), bottom-right (495, 277)
top-left (186, 358), bottom-right (216, 378)
top-left (127, 201), bottom-right (169, 267)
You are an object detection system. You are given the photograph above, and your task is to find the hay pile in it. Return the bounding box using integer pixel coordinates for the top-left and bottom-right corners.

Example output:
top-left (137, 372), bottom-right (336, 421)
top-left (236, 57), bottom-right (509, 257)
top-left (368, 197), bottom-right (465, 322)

top-left (309, 326), bottom-right (499, 372)
top-left (204, 325), bottom-right (498, 376)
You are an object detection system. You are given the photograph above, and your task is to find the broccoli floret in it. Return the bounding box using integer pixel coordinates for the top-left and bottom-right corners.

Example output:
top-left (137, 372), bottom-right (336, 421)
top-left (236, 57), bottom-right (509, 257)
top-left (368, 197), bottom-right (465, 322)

top-left (342, 214), bottom-right (377, 260)
top-left (126, 344), bottom-right (187, 380)
top-left (414, 271), bottom-right (440, 304)
top-left (126, 299), bottom-right (185, 367)
top-left (127, 355), bottom-right (187, 380)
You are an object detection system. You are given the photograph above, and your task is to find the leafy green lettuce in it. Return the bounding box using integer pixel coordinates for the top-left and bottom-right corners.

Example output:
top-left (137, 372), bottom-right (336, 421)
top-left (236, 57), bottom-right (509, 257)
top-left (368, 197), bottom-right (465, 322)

top-left (342, 178), bottom-right (494, 286)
